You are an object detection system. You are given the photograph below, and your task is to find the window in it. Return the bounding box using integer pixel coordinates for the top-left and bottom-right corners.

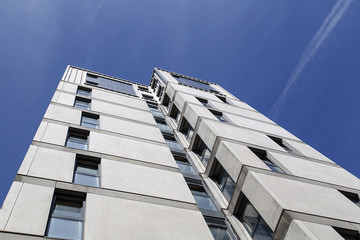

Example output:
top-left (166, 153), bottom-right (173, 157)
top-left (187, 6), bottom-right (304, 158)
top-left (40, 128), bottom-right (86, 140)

top-left (196, 97), bottom-right (211, 108)
top-left (74, 97), bottom-right (91, 110)
top-left (138, 86), bottom-right (149, 92)
top-left (210, 160), bottom-right (236, 202)
top-left (180, 118), bottom-right (194, 143)
top-left (268, 136), bottom-right (293, 153)
top-left (156, 119), bottom-right (172, 134)
top-left (73, 155), bottom-right (100, 187)
top-left (334, 227), bottom-right (360, 240)
top-left (86, 74), bottom-right (99, 86)
top-left (216, 95), bottom-right (228, 104)
top-left (193, 136), bottom-right (211, 168)
top-left (339, 190), bottom-right (360, 207)
top-left (46, 191), bottom-right (86, 240)
top-left (81, 112), bottom-right (99, 129)
top-left (249, 147), bottom-right (285, 174)
top-left (142, 94), bottom-right (154, 100)
top-left (164, 135), bottom-right (184, 153)
top-left (162, 94), bottom-right (172, 109)
top-left (174, 155), bottom-right (197, 176)
top-left (170, 105), bottom-right (181, 123)
top-left (66, 128), bottom-right (89, 150)
top-left (209, 225), bottom-right (236, 240)
top-left (173, 75), bottom-right (217, 92)
top-left (235, 195), bottom-right (274, 240)
top-left (156, 85), bottom-right (163, 98)
top-left (210, 110), bottom-right (228, 123)
top-left (76, 87), bottom-right (91, 97)
top-left (189, 184), bottom-right (218, 212)
top-left (86, 74), bottom-right (136, 96)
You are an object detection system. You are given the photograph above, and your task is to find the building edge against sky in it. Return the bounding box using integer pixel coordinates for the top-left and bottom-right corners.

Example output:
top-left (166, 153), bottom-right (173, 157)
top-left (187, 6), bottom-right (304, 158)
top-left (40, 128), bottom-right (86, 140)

top-left (0, 65), bottom-right (359, 239)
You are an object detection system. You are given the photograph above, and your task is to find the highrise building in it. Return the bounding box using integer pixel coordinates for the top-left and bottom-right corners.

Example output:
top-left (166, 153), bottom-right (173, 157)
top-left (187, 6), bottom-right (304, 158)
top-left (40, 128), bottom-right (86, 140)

top-left (0, 66), bottom-right (360, 240)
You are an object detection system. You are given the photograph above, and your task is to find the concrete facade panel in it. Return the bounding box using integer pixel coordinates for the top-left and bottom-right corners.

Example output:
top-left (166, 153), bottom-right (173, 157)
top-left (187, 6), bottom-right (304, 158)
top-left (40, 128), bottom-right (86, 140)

top-left (101, 160), bottom-right (195, 203)
top-left (18, 145), bottom-right (38, 175)
top-left (284, 220), bottom-right (317, 240)
top-left (33, 121), bottom-right (47, 142)
top-left (100, 115), bottom-right (165, 142)
top-left (183, 104), bottom-right (217, 128)
top-left (89, 132), bottom-right (177, 168)
top-left (227, 99), bottom-right (255, 111)
top-left (0, 182), bottom-right (23, 230)
top-left (5, 183), bottom-right (54, 235)
top-left (49, 104), bottom-right (81, 125)
top-left (56, 92), bottom-right (76, 106)
top-left (167, 83), bottom-right (220, 102)
top-left (270, 152), bottom-right (360, 190)
top-left (84, 194), bottom-right (213, 240)
top-left (92, 89), bottom-right (148, 110)
top-left (285, 140), bottom-right (333, 163)
top-left (303, 221), bottom-right (344, 240)
top-left (41, 122), bottom-right (68, 146)
top-left (254, 172), bottom-right (360, 224)
top-left (91, 100), bottom-right (155, 124)
top-left (28, 147), bottom-right (75, 182)
top-left (61, 82), bottom-right (77, 94)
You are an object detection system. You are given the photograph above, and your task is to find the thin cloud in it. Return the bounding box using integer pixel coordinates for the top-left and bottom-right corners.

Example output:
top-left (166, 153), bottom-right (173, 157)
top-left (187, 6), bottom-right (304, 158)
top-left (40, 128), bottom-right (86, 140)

top-left (270, 0), bottom-right (353, 119)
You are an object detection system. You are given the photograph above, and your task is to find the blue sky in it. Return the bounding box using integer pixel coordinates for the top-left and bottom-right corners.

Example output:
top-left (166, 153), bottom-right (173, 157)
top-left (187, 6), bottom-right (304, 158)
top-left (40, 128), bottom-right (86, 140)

top-left (1, 0), bottom-right (359, 205)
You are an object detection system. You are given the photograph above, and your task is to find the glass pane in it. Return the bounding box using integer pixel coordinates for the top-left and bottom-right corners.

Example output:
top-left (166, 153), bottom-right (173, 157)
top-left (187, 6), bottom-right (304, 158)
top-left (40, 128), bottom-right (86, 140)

top-left (253, 219), bottom-right (274, 240)
top-left (210, 227), bottom-right (233, 240)
top-left (177, 162), bottom-right (197, 175)
top-left (186, 128), bottom-right (194, 143)
top-left (74, 173), bottom-right (99, 187)
top-left (47, 217), bottom-right (82, 240)
top-left (193, 195), bottom-right (217, 211)
top-left (75, 101), bottom-right (89, 110)
top-left (201, 148), bottom-right (211, 168)
top-left (53, 202), bottom-right (82, 219)
top-left (81, 122), bottom-right (98, 129)
top-left (223, 177), bottom-right (236, 202)
top-left (66, 140), bottom-right (88, 150)
top-left (165, 139), bottom-right (183, 152)
top-left (157, 123), bottom-right (172, 132)
top-left (150, 109), bottom-right (164, 118)
top-left (241, 203), bottom-right (259, 233)
top-left (82, 116), bottom-right (97, 124)
top-left (77, 89), bottom-right (90, 97)
top-left (76, 166), bottom-right (98, 175)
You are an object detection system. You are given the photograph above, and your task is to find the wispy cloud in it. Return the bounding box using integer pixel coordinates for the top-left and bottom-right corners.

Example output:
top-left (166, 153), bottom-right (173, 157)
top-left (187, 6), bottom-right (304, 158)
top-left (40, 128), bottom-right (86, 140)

top-left (270, 0), bottom-right (353, 119)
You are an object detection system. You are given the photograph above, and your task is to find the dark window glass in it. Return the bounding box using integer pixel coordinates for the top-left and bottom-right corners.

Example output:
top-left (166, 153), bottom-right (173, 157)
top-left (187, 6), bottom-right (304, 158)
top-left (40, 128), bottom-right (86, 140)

top-left (196, 97), bottom-right (211, 108)
top-left (193, 136), bottom-right (211, 168)
top-left (156, 119), bottom-right (172, 134)
top-left (73, 155), bottom-right (100, 187)
top-left (46, 192), bottom-right (85, 240)
top-left (66, 129), bottom-right (89, 150)
top-left (74, 97), bottom-right (90, 110)
top-left (210, 110), bottom-right (228, 123)
top-left (142, 94), bottom-right (154, 100)
top-left (249, 148), bottom-right (285, 174)
top-left (164, 136), bottom-right (184, 153)
top-left (81, 113), bottom-right (99, 129)
top-left (268, 136), bottom-right (293, 153)
top-left (138, 86), bottom-right (149, 92)
top-left (170, 105), bottom-right (181, 123)
top-left (174, 75), bottom-right (216, 92)
top-left (334, 227), bottom-right (360, 240)
top-left (77, 87), bottom-right (91, 97)
top-left (162, 94), bottom-right (172, 109)
top-left (211, 160), bottom-right (235, 202)
top-left (86, 75), bottom-right (136, 96)
top-left (156, 85), bottom-right (163, 98)
top-left (180, 118), bottom-right (194, 143)
top-left (189, 185), bottom-right (218, 211)
top-left (210, 226), bottom-right (235, 240)
top-left (236, 195), bottom-right (273, 240)
top-left (216, 95), bottom-right (228, 104)
top-left (174, 155), bottom-right (197, 176)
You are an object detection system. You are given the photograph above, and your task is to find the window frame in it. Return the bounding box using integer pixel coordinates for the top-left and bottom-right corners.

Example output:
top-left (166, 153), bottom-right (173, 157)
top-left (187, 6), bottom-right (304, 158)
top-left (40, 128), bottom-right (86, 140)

top-left (169, 105), bottom-right (181, 124)
top-left (196, 97), bottom-right (212, 108)
top-left (66, 128), bottom-right (89, 150)
top-left (76, 87), bottom-right (92, 97)
top-left (74, 96), bottom-right (91, 110)
top-left (73, 155), bottom-right (101, 188)
top-left (179, 118), bottom-right (194, 143)
top-left (81, 112), bottom-right (99, 129)
top-left (249, 147), bottom-right (285, 174)
top-left (210, 159), bottom-right (236, 202)
top-left (209, 109), bottom-right (228, 123)
top-left (192, 136), bottom-right (211, 168)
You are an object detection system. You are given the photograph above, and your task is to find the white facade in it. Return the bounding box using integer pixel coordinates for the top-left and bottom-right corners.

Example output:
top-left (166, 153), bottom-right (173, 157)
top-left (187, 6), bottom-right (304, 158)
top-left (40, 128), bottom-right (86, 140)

top-left (0, 66), bottom-right (359, 240)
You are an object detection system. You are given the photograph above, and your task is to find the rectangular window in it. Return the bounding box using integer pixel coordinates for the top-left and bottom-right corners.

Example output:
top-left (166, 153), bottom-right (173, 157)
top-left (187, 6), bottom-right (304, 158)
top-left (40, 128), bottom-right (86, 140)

top-left (268, 136), bottom-right (293, 153)
top-left (86, 74), bottom-right (99, 86)
top-left (74, 97), bottom-right (91, 110)
top-left (138, 86), bottom-right (149, 92)
top-left (180, 118), bottom-right (194, 143)
top-left (193, 136), bottom-right (211, 168)
top-left (162, 94), bottom-right (172, 109)
top-left (249, 147), bottom-right (285, 174)
top-left (76, 87), bottom-right (91, 97)
top-left (339, 190), bottom-right (360, 207)
top-left (156, 85), bottom-right (163, 98)
top-left (211, 160), bottom-right (236, 202)
top-left (174, 155), bottom-right (197, 176)
top-left (216, 95), bottom-right (228, 104)
top-left (209, 225), bottom-right (236, 240)
top-left (210, 110), bottom-right (228, 123)
top-left (73, 155), bottom-right (100, 188)
top-left (189, 184), bottom-right (218, 212)
top-left (46, 191), bottom-right (86, 240)
top-left (66, 128), bottom-right (89, 150)
top-left (156, 119), bottom-right (172, 134)
top-left (235, 195), bottom-right (274, 240)
top-left (196, 97), bottom-right (211, 108)
top-left (81, 112), bottom-right (99, 129)
top-left (142, 94), bottom-right (154, 100)
top-left (86, 74), bottom-right (136, 96)
top-left (170, 105), bottom-right (181, 124)
top-left (164, 135), bottom-right (184, 153)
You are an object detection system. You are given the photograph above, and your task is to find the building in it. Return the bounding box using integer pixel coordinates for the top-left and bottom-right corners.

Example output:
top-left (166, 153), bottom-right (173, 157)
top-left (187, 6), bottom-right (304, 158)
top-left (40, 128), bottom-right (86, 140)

top-left (0, 66), bottom-right (360, 240)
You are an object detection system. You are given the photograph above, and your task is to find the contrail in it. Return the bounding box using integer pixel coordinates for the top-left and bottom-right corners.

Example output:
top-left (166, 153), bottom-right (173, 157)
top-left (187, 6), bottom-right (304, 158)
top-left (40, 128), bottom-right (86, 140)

top-left (270, 0), bottom-right (353, 118)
